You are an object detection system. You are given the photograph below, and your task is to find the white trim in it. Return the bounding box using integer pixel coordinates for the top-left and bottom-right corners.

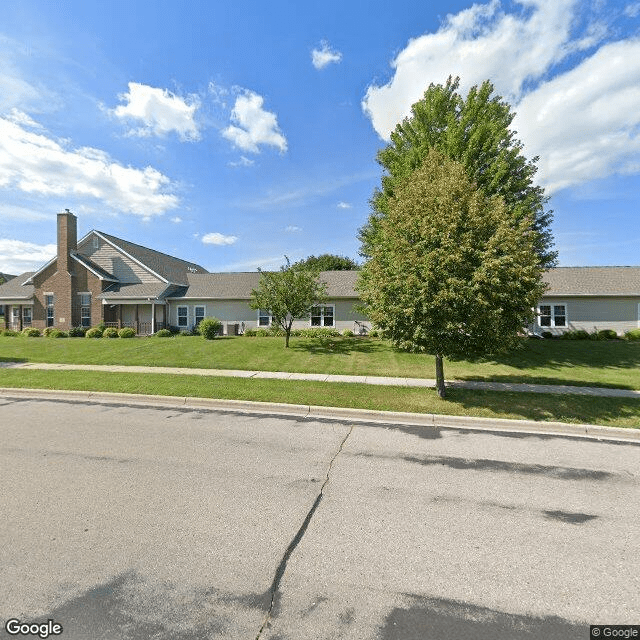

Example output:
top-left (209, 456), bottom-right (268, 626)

top-left (70, 253), bottom-right (118, 281)
top-left (638, 303), bottom-right (640, 329)
top-left (177, 305), bottom-right (189, 328)
top-left (310, 304), bottom-right (335, 328)
top-left (537, 301), bottom-right (568, 329)
top-left (257, 309), bottom-right (271, 327)
top-left (91, 231), bottom-right (169, 284)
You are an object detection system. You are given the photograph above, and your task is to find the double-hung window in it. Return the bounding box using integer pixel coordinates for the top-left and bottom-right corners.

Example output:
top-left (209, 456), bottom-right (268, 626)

top-left (195, 306), bottom-right (205, 328)
top-left (258, 309), bottom-right (271, 327)
top-left (538, 303), bottom-right (566, 328)
top-left (45, 295), bottom-right (55, 327)
top-left (310, 305), bottom-right (334, 327)
top-left (177, 306), bottom-right (188, 328)
top-left (79, 293), bottom-right (91, 327)
top-left (22, 307), bottom-right (32, 327)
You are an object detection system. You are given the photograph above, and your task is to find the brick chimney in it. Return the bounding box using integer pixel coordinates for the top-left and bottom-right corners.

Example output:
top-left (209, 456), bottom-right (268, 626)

top-left (57, 209), bottom-right (77, 274)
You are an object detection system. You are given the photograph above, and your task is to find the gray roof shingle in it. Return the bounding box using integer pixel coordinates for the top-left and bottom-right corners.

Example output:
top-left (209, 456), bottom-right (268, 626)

top-left (98, 282), bottom-right (174, 300)
top-left (543, 267), bottom-right (640, 296)
top-left (96, 231), bottom-right (208, 284)
top-left (0, 272), bottom-right (35, 300)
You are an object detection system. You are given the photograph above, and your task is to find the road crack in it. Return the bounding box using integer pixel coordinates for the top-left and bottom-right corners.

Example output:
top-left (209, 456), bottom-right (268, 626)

top-left (255, 423), bottom-right (354, 639)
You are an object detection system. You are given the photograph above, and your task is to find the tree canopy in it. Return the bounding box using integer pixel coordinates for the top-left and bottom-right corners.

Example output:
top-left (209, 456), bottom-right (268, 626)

top-left (293, 254), bottom-right (360, 271)
top-left (357, 149), bottom-right (547, 397)
top-left (359, 76), bottom-right (556, 269)
top-left (250, 259), bottom-right (328, 347)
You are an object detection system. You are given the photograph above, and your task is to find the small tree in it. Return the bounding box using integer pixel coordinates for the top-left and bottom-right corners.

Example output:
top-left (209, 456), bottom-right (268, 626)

top-left (198, 317), bottom-right (222, 340)
top-left (250, 259), bottom-right (328, 347)
top-left (357, 149), bottom-right (546, 398)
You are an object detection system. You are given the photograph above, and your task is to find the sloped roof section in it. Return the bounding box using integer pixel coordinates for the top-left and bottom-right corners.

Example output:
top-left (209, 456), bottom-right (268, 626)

top-left (170, 270), bottom-right (361, 300)
top-left (0, 272), bottom-right (35, 300)
top-left (98, 282), bottom-right (174, 300)
top-left (71, 253), bottom-right (118, 281)
top-left (96, 231), bottom-right (208, 285)
top-left (543, 267), bottom-right (640, 296)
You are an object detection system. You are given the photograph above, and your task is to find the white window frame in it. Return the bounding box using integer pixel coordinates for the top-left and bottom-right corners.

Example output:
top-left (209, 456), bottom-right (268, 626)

top-left (194, 305), bottom-right (205, 328)
top-left (538, 302), bottom-right (567, 328)
top-left (22, 306), bottom-right (32, 326)
top-left (12, 306), bottom-right (20, 322)
top-left (45, 294), bottom-right (55, 327)
top-left (177, 306), bottom-right (189, 328)
top-left (79, 292), bottom-right (91, 327)
top-left (257, 309), bottom-right (271, 327)
top-left (310, 304), bottom-right (335, 328)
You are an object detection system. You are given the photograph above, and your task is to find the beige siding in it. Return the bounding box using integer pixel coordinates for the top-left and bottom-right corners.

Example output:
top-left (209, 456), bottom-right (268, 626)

top-left (535, 297), bottom-right (640, 336)
top-left (78, 237), bottom-right (161, 284)
top-left (168, 298), bottom-right (372, 334)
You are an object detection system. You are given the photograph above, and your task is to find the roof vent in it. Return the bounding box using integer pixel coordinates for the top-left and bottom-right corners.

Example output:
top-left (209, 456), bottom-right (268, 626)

top-left (188, 266), bottom-right (199, 273)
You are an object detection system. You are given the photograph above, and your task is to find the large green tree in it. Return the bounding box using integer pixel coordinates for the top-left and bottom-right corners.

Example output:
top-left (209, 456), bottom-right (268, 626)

top-left (357, 149), bottom-right (546, 398)
top-left (293, 254), bottom-right (360, 271)
top-left (360, 76), bottom-right (556, 269)
top-left (250, 259), bottom-right (328, 348)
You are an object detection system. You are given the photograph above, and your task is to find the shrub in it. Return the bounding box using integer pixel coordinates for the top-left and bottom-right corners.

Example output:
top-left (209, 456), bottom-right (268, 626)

top-left (342, 329), bottom-right (355, 337)
top-left (560, 330), bottom-right (589, 340)
top-left (102, 327), bottom-right (119, 338)
top-left (68, 326), bottom-right (87, 337)
top-left (541, 331), bottom-right (554, 339)
top-left (368, 329), bottom-right (379, 338)
top-left (624, 328), bottom-right (640, 341)
top-left (198, 317), bottom-right (223, 340)
top-left (85, 327), bottom-right (103, 338)
top-left (178, 329), bottom-right (194, 337)
top-left (597, 329), bottom-right (618, 340)
top-left (255, 328), bottom-right (270, 337)
top-left (243, 328), bottom-right (257, 337)
top-left (43, 327), bottom-right (54, 337)
top-left (1, 329), bottom-right (19, 337)
top-left (154, 328), bottom-right (172, 338)
top-left (118, 327), bottom-right (136, 338)
top-left (48, 329), bottom-right (68, 338)
top-left (22, 327), bottom-right (41, 337)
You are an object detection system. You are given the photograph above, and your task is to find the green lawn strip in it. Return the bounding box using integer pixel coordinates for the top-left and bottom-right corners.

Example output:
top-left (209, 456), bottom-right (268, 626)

top-left (2, 335), bottom-right (639, 390)
top-left (1, 369), bottom-right (639, 428)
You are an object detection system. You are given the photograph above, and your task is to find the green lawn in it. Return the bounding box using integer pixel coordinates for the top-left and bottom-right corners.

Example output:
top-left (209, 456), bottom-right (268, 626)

top-left (1, 334), bottom-right (640, 389)
top-left (1, 368), bottom-right (639, 428)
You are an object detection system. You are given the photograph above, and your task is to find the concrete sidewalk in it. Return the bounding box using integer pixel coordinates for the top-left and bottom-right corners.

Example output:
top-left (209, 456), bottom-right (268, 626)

top-left (2, 360), bottom-right (640, 399)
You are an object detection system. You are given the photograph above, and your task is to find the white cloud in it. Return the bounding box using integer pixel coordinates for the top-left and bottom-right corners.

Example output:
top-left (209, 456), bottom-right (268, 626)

top-left (0, 115), bottom-right (179, 217)
top-left (201, 232), bottom-right (238, 245)
top-left (514, 39), bottom-right (640, 193)
top-left (171, 216), bottom-right (183, 223)
top-left (222, 90), bottom-right (287, 153)
top-left (311, 40), bottom-right (343, 70)
top-left (285, 225), bottom-right (302, 232)
top-left (624, 2), bottom-right (640, 17)
top-left (112, 82), bottom-right (201, 141)
top-left (228, 155), bottom-right (255, 167)
top-left (337, 201), bottom-right (352, 209)
top-left (0, 239), bottom-right (56, 273)
top-left (362, 0), bottom-right (640, 193)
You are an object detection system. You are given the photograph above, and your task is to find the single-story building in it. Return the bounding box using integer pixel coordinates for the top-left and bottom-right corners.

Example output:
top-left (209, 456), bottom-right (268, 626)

top-left (1, 211), bottom-right (639, 336)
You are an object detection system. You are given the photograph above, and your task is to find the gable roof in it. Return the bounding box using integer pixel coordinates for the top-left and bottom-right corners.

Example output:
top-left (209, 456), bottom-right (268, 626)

top-left (93, 231), bottom-right (208, 285)
top-left (70, 253), bottom-right (118, 281)
top-left (169, 270), bottom-right (362, 300)
top-left (0, 272), bottom-right (35, 300)
top-left (543, 267), bottom-right (640, 296)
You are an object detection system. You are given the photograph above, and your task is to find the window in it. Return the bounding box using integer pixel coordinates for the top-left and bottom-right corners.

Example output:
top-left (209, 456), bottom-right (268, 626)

top-left (23, 307), bottom-right (32, 326)
top-left (258, 309), bottom-right (271, 327)
top-left (12, 307), bottom-right (20, 323)
top-left (80, 293), bottom-right (91, 327)
top-left (195, 306), bottom-right (205, 328)
top-left (310, 305), bottom-right (334, 327)
top-left (45, 295), bottom-right (54, 327)
top-left (178, 306), bottom-right (188, 327)
top-left (538, 303), bottom-right (566, 328)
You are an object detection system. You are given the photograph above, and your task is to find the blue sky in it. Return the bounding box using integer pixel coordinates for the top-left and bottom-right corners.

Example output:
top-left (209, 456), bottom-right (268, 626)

top-left (1, 0), bottom-right (639, 275)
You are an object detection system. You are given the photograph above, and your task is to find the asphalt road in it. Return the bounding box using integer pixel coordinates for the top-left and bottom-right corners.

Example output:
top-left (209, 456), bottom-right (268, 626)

top-left (1, 395), bottom-right (638, 640)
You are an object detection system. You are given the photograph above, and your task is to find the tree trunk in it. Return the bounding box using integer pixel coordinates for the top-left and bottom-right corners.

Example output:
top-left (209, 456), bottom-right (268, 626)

top-left (285, 320), bottom-right (292, 348)
top-left (435, 354), bottom-right (446, 398)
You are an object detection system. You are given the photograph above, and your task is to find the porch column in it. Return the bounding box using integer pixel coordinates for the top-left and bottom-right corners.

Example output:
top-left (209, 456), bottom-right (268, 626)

top-left (151, 302), bottom-right (156, 334)
top-left (118, 305), bottom-right (122, 329)
top-left (135, 305), bottom-right (139, 334)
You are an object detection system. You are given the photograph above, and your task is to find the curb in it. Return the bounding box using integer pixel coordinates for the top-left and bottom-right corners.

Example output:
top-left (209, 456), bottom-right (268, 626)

top-left (1, 387), bottom-right (639, 443)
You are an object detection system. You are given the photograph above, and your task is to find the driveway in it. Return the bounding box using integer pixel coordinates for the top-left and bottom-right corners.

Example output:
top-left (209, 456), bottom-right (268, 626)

top-left (1, 394), bottom-right (638, 639)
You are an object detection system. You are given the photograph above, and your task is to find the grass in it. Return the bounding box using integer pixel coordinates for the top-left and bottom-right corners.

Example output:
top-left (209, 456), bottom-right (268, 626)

top-left (2, 334), bottom-right (640, 389)
top-left (1, 368), bottom-right (639, 428)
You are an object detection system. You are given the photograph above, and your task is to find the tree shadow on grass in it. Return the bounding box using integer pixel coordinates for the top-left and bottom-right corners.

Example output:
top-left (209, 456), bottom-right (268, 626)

top-left (289, 337), bottom-right (385, 356)
top-left (0, 356), bottom-right (27, 363)
top-left (459, 339), bottom-right (640, 371)
top-left (446, 388), bottom-right (640, 429)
